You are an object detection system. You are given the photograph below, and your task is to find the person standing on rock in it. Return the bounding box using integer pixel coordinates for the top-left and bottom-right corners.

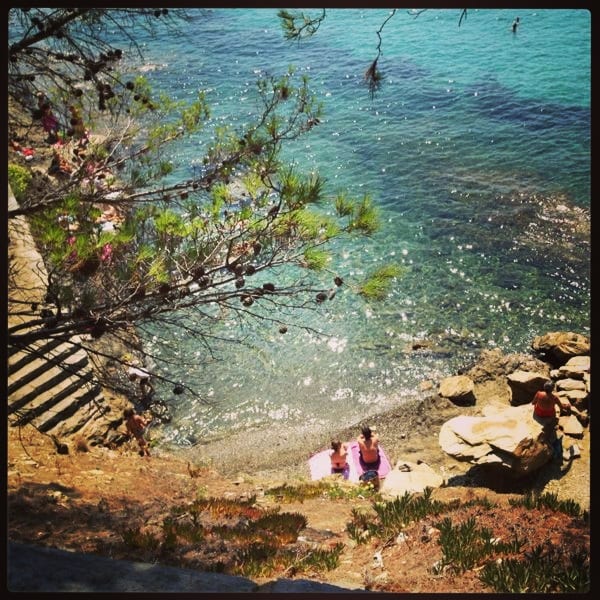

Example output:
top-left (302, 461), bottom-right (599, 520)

top-left (532, 380), bottom-right (568, 421)
top-left (532, 380), bottom-right (569, 461)
top-left (124, 408), bottom-right (151, 457)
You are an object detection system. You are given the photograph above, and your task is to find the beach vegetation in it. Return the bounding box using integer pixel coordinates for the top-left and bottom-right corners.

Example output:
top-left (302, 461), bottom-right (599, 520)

top-left (478, 545), bottom-right (590, 593)
top-left (343, 488), bottom-right (589, 592)
top-left (508, 491), bottom-right (587, 519)
top-left (266, 479), bottom-right (381, 503)
top-left (8, 163), bottom-right (32, 202)
top-left (118, 494), bottom-right (343, 578)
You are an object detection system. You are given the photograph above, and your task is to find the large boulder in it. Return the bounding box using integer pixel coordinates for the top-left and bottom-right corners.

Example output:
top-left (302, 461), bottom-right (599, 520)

top-left (506, 370), bottom-right (547, 406)
top-left (556, 355), bottom-right (590, 379)
top-left (557, 389), bottom-right (589, 412)
top-left (466, 348), bottom-right (549, 384)
top-left (531, 332), bottom-right (590, 366)
top-left (380, 460), bottom-right (445, 498)
top-left (438, 375), bottom-right (475, 406)
top-left (439, 404), bottom-right (553, 476)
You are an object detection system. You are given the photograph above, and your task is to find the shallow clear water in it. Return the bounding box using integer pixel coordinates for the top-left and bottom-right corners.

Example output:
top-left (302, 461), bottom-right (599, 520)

top-left (116, 9), bottom-right (590, 447)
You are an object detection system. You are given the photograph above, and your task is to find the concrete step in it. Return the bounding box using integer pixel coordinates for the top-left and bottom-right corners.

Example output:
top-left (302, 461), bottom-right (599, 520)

top-left (8, 185), bottom-right (108, 442)
top-left (8, 343), bottom-right (84, 396)
top-left (10, 369), bottom-right (97, 425)
top-left (35, 384), bottom-right (107, 436)
top-left (8, 354), bottom-right (92, 416)
top-left (8, 337), bottom-right (64, 367)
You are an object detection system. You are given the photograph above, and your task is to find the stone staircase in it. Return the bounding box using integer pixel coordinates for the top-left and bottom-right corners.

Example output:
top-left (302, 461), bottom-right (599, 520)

top-left (8, 337), bottom-right (107, 438)
top-left (8, 184), bottom-right (109, 440)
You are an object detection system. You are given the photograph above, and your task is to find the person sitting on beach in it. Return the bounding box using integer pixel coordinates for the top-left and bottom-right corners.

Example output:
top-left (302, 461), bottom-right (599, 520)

top-left (123, 407), bottom-right (151, 457)
top-left (357, 425), bottom-right (380, 470)
top-left (330, 440), bottom-right (348, 473)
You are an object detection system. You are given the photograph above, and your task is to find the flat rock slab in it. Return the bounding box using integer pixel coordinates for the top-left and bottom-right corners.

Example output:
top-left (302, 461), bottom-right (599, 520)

top-left (8, 542), bottom-right (363, 593)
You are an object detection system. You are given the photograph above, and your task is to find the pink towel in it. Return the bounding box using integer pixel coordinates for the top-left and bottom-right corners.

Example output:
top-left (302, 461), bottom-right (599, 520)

top-left (349, 441), bottom-right (392, 480)
top-left (308, 441), bottom-right (391, 482)
top-left (308, 442), bottom-right (356, 481)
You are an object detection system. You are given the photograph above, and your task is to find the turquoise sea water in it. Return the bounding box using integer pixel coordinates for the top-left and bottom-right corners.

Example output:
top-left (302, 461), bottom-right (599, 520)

top-left (119, 9), bottom-right (590, 447)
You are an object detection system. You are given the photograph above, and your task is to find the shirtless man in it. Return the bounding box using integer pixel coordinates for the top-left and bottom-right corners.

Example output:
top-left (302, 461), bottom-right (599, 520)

top-left (124, 408), bottom-right (151, 457)
top-left (357, 425), bottom-right (380, 469)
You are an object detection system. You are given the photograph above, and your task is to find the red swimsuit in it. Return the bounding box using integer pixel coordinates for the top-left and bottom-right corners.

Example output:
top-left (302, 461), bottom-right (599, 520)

top-left (533, 391), bottom-right (557, 417)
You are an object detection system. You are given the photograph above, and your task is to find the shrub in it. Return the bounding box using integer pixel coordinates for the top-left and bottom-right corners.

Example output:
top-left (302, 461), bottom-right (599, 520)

top-left (8, 163), bottom-right (32, 202)
top-left (479, 545), bottom-right (590, 593)
top-left (509, 491), bottom-right (586, 519)
top-left (434, 516), bottom-right (523, 573)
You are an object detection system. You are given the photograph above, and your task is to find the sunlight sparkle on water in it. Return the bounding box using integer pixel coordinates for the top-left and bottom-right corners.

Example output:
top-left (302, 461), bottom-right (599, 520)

top-left (331, 388), bottom-right (354, 401)
top-left (327, 337), bottom-right (347, 353)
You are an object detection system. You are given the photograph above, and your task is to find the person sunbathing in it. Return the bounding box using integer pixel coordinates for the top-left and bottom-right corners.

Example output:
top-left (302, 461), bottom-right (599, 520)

top-left (357, 425), bottom-right (381, 470)
top-left (330, 440), bottom-right (348, 473)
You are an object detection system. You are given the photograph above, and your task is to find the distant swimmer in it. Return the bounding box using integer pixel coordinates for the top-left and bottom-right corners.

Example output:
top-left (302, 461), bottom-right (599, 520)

top-left (512, 17), bottom-right (520, 33)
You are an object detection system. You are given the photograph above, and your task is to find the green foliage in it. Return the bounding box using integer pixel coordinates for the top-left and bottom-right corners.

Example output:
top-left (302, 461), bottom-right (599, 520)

top-left (162, 515), bottom-right (205, 546)
top-left (434, 516), bottom-right (521, 573)
top-left (334, 193), bottom-right (355, 218)
top-left (296, 542), bottom-right (344, 571)
top-left (347, 195), bottom-right (379, 235)
top-left (324, 482), bottom-right (380, 501)
top-left (302, 247), bottom-right (329, 270)
top-left (372, 488), bottom-right (447, 534)
top-left (252, 511), bottom-right (307, 543)
top-left (121, 527), bottom-right (160, 552)
top-left (241, 172), bottom-right (265, 199)
top-left (267, 479), bottom-right (380, 503)
top-left (346, 507), bottom-right (380, 544)
top-left (147, 256), bottom-right (169, 283)
top-left (8, 8), bottom-right (400, 386)
top-left (233, 539), bottom-right (343, 578)
top-left (233, 542), bottom-right (281, 577)
top-left (278, 9), bottom-right (326, 41)
top-left (479, 545), bottom-right (590, 593)
top-left (154, 209), bottom-right (186, 237)
top-left (345, 488), bottom-right (497, 545)
top-left (8, 163), bottom-right (32, 202)
top-left (266, 481), bottom-right (331, 503)
top-left (358, 264), bottom-right (402, 300)
top-left (119, 494), bottom-right (342, 580)
top-left (509, 491), bottom-right (585, 519)
top-left (279, 169), bottom-right (324, 209)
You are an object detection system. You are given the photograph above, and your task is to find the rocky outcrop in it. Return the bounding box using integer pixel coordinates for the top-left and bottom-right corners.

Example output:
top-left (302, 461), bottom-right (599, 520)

top-left (531, 331), bottom-right (590, 366)
top-left (381, 460), bottom-right (445, 497)
top-left (438, 404), bottom-right (553, 475)
top-left (438, 375), bottom-right (475, 406)
top-left (507, 370), bottom-right (548, 406)
top-left (439, 332), bottom-right (590, 477)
